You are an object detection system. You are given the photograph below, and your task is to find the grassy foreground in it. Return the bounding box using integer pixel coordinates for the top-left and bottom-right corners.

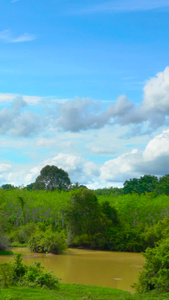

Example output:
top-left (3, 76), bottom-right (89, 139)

top-left (0, 284), bottom-right (169, 300)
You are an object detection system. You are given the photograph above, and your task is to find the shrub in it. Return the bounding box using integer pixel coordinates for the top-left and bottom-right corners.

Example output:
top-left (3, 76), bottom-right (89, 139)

top-left (21, 261), bottom-right (59, 289)
top-left (0, 263), bottom-right (14, 288)
top-left (0, 254), bottom-right (60, 290)
top-left (134, 237), bottom-right (169, 293)
top-left (28, 229), bottom-right (67, 254)
top-left (9, 223), bottom-right (37, 245)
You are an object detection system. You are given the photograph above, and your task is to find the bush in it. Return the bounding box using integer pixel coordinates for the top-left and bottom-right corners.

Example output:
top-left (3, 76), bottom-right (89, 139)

top-left (28, 229), bottom-right (67, 254)
top-left (21, 262), bottom-right (59, 289)
top-left (0, 263), bottom-right (14, 288)
top-left (0, 253), bottom-right (60, 290)
top-left (9, 223), bottom-right (37, 245)
top-left (134, 237), bottom-right (169, 293)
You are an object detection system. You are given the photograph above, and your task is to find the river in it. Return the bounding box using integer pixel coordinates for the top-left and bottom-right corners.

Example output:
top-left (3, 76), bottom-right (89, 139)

top-left (0, 247), bottom-right (144, 292)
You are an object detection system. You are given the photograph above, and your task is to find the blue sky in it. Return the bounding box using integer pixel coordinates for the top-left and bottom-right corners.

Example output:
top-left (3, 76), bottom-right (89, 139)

top-left (0, 0), bottom-right (169, 188)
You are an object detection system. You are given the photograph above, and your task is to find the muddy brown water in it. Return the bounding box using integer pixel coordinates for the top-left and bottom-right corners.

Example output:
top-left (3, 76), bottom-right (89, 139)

top-left (0, 247), bottom-right (145, 292)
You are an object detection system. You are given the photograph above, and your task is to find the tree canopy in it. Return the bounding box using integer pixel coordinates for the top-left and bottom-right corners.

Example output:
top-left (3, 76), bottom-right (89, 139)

top-left (33, 165), bottom-right (71, 191)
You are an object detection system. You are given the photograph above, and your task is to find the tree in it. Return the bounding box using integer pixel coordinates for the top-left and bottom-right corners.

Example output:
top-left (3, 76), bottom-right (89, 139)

top-left (134, 237), bottom-right (169, 293)
top-left (33, 165), bottom-right (71, 191)
top-left (66, 189), bottom-right (101, 237)
top-left (157, 174), bottom-right (169, 195)
top-left (1, 184), bottom-right (16, 190)
top-left (24, 183), bottom-right (34, 191)
top-left (65, 189), bottom-right (106, 247)
top-left (123, 175), bottom-right (158, 195)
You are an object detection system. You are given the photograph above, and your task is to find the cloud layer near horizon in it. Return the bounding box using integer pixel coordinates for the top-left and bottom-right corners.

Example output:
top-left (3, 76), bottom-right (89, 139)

top-left (5, 128), bottom-right (169, 188)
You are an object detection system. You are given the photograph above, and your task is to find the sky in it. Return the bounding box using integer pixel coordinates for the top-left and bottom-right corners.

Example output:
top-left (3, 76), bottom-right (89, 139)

top-left (0, 0), bottom-right (169, 189)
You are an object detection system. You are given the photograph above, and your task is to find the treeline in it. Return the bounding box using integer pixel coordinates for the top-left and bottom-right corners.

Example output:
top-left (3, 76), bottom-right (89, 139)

top-left (2, 173), bottom-right (169, 198)
top-left (1, 187), bottom-right (169, 253)
top-left (95, 174), bottom-right (169, 196)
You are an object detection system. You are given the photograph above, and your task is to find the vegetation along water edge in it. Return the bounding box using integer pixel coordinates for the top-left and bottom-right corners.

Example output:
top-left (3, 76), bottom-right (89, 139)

top-left (1, 168), bottom-right (169, 298)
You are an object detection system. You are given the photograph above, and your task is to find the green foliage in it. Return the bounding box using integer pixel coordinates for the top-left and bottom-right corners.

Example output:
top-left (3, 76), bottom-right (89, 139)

top-left (2, 183), bottom-right (169, 253)
top-left (134, 237), bottom-right (169, 293)
top-left (123, 175), bottom-right (158, 195)
top-left (0, 254), bottom-right (60, 290)
top-left (1, 184), bottom-right (16, 190)
top-left (20, 261), bottom-right (60, 289)
top-left (9, 223), bottom-right (37, 245)
top-left (101, 201), bottom-right (119, 225)
top-left (122, 174), bottom-right (169, 196)
top-left (157, 175), bottom-right (169, 196)
top-left (95, 187), bottom-right (122, 196)
top-left (66, 189), bottom-right (102, 237)
top-left (33, 165), bottom-right (71, 191)
top-left (28, 228), bottom-right (67, 254)
top-left (25, 183), bottom-right (34, 191)
top-left (0, 263), bottom-right (14, 288)
top-left (142, 216), bottom-right (169, 249)
top-left (65, 189), bottom-right (121, 250)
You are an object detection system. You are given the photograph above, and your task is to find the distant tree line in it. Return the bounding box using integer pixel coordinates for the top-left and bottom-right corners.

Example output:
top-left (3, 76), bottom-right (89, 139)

top-left (95, 174), bottom-right (169, 196)
top-left (2, 165), bottom-right (169, 197)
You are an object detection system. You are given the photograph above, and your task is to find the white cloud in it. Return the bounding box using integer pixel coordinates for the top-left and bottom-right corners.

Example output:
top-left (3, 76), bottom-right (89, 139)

top-left (0, 164), bottom-right (11, 172)
top-left (143, 67), bottom-right (169, 113)
top-left (143, 129), bottom-right (169, 161)
top-left (1, 128), bottom-right (169, 188)
top-left (1, 66), bottom-right (169, 136)
top-left (54, 67), bottom-right (169, 134)
top-left (0, 96), bottom-right (44, 137)
top-left (100, 129), bottom-right (169, 184)
top-left (72, 0), bottom-right (169, 15)
top-left (0, 30), bottom-right (36, 43)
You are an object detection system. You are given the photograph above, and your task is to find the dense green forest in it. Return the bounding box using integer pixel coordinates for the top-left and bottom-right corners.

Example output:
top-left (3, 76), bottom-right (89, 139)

top-left (2, 167), bottom-right (169, 295)
top-left (1, 180), bottom-right (169, 252)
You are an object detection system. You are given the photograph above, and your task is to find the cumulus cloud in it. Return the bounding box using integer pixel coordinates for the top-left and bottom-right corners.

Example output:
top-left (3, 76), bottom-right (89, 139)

top-left (100, 129), bottom-right (169, 184)
top-left (17, 129), bottom-right (169, 188)
top-left (0, 96), bottom-right (44, 137)
top-left (54, 67), bottom-right (169, 134)
top-left (2, 129), bottom-right (169, 188)
top-left (55, 95), bottom-right (137, 132)
top-left (0, 30), bottom-right (36, 43)
top-left (56, 98), bottom-right (104, 131)
top-left (0, 66), bottom-right (169, 138)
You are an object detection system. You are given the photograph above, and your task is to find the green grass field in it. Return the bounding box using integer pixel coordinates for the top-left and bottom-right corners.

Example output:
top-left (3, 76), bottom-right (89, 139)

top-left (0, 284), bottom-right (169, 300)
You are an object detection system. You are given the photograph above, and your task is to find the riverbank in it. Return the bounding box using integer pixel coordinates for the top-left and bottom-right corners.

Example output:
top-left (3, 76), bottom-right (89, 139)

top-left (0, 284), bottom-right (169, 300)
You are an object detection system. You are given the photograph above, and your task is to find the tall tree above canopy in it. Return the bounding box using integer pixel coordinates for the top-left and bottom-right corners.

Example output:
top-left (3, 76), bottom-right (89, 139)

top-left (33, 165), bottom-right (71, 191)
top-left (123, 175), bottom-right (158, 195)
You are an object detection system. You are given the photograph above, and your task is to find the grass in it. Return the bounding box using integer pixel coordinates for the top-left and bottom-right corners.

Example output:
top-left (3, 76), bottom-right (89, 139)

top-left (0, 284), bottom-right (169, 300)
top-left (0, 284), bottom-right (131, 300)
top-left (11, 242), bottom-right (27, 247)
